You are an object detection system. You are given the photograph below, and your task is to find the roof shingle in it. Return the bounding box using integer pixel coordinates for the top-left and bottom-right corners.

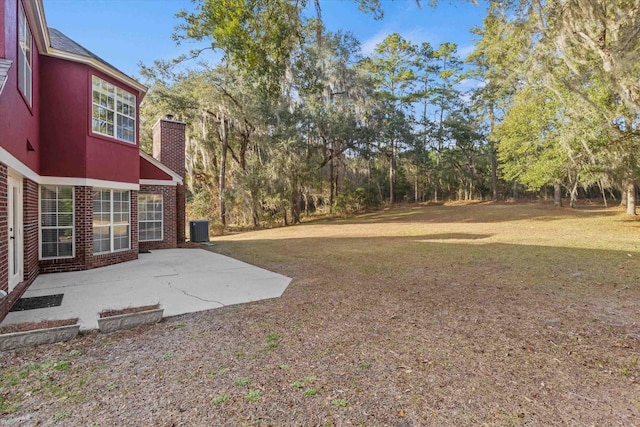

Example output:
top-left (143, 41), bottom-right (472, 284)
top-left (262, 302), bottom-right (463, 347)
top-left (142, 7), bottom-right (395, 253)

top-left (48, 28), bottom-right (130, 78)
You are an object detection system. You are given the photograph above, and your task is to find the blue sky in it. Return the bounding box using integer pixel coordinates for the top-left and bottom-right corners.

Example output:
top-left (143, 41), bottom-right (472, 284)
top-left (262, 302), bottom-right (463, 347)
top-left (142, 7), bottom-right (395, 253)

top-left (43, 0), bottom-right (486, 82)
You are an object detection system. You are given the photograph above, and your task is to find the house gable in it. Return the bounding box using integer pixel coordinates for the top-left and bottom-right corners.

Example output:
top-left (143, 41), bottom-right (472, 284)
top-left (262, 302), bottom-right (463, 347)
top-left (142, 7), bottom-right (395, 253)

top-left (139, 151), bottom-right (183, 186)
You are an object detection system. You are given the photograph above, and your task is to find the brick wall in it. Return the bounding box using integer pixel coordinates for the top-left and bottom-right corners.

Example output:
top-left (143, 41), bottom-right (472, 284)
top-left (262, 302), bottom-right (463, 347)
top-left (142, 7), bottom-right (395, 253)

top-left (0, 175), bottom-right (40, 322)
top-left (90, 190), bottom-right (138, 269)
top-left (139, 184), bottom-right (177, 250)
top-left (23, 179), bottom-right (39, 285)
top-left (152, 117), bottom-right (186, 245)
top-left (152, 119), bottom-right (186, 178)
top-left (40, 187), bottom-right (138, 273)
top-left (177, 184), bottom-right (185, 243)
top-left (0, 163), bottom-right (9, 320)
top-left (0, 163), bottom-right (7, 295)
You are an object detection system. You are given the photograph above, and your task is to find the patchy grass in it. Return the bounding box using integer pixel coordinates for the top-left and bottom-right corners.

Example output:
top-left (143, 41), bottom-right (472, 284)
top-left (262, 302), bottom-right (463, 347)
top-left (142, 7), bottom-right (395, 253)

top-left (1, 202), bottom-right (639, 425)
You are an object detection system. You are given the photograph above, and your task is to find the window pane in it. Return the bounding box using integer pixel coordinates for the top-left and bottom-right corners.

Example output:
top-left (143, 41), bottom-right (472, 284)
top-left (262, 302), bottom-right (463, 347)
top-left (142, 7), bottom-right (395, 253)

top-left (58, 213), bottom-right (73, 227)
top-left (40, 186), bottom-right (74, 259)
top-left (59, 186), bottom-right (73, 199)
top-left (138, 194), bottom-right (162, 242)
top-left (41, 199), bottom-right (56, 213)
top-left (40, 186), bottom-right (56, 200)
top-left (58, 242), bottom-right (73, 257)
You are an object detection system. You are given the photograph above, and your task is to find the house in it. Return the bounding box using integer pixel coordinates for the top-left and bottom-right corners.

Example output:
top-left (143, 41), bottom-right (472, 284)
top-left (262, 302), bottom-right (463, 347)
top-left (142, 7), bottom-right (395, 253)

top-left (0, 0), bottom-right (186, 321)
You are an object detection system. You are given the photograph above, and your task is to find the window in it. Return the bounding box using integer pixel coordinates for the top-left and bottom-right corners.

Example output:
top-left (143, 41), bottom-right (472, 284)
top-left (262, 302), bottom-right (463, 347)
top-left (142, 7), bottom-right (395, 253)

top-left (40, 186), bottom-right (74, 259)
top-left (93, 189), bottom-right (130, 254)
top-left (18, 2), bottom-right (32, 105)
top-left (139, 194), bottom-right (163, 242)
top-left (91, 76), bottom-right (136, 143)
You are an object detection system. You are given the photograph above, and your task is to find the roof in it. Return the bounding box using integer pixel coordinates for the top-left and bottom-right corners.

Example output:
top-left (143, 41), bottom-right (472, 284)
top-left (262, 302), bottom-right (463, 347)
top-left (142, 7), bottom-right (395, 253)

top-left (48, 28), bottom-right (124, 78)
top-left (139, 151), bottom-right (183, 185)
top-left (0, 59), bottom-right (13, 97)
top-left (44, 27), bottom-right (146, 96)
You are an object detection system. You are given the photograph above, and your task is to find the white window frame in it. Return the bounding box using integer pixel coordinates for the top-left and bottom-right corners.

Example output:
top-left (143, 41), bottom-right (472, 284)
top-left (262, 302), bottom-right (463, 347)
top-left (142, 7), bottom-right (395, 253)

top-left (39, 186), bottom-right (75, 260)
top-left (91, 76), bottom-right (136, 144)
top-left (93, 189), bottom-right (130, 254)
top-left (18, 2), bottom-right (32, 105)
top-left (138, 194), bottom-right (163, 242)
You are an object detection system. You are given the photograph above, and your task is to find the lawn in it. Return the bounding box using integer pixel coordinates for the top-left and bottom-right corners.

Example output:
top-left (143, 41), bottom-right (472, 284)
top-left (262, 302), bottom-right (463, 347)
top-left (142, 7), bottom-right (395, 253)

top-left (1, 202), bottom-right (639, 426)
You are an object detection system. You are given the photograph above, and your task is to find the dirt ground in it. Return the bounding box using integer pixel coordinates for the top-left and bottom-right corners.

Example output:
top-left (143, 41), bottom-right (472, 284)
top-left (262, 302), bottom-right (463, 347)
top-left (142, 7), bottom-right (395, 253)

top-left (1, 202), bottom-right (639, 426)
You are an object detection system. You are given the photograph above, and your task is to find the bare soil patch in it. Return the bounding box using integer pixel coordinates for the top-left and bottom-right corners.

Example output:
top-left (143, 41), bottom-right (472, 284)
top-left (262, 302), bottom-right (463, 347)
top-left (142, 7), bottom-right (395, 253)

top-left (99, 304), bottom-right (160, 318)
top-left (0, 318), bottom-right (78, 335)
top-left (1, 203), bottom-right (639, 426)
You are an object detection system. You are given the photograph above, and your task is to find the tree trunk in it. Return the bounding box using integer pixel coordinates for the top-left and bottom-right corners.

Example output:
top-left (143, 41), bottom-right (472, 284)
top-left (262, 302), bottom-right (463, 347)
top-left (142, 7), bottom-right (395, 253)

top-left (553, 182), bottom-right (562, 207)
top-left (489, 104), bottom-right (498, 201)
top-left (389, 141), bottom-right (396, 204)
top-left (598, 180), bottom-right (607, 207)
top-left (218, 113), bottom-right (228, 227)
top-left (291, 187), bottom-right (301, 224)
top-left (626, 179), bottom-right (636, 215)
top-left (512, 181), bottom-right (518, 199)
top-left (569, 180), bottom-right (578, 208)
top-left (329, 142), bottom-right (335, 212)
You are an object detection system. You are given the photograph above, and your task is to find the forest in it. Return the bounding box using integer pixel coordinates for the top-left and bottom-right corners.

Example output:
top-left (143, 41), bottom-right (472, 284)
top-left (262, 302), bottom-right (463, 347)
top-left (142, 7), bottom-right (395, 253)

top-left (138, 0), bottom-right (640, 228)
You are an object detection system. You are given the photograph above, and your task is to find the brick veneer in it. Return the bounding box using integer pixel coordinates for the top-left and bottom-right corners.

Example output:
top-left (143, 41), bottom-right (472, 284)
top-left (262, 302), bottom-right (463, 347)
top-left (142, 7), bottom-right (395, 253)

top-left (139, 184), bottom-right (177, 250)
top-left (0, 163), bottom-right (7, 295)
top-left (23, 179), bottom-right (39, 285)
top-left (39, 187), bottom-right (138, 274)
top-left (153, 118), bottom-right (186, 244)
top-left (0, 163), bottom-right (10, 320)
top-left (1, 118), bottom-right (187, 321)
top-left (0, 174), bottom-right (40, 321)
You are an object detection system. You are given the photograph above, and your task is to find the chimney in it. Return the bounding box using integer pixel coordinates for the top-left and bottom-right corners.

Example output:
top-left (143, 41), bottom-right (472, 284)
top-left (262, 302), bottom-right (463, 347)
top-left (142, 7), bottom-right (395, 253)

top-left (152, 115), bottom-right (186, 244)
top-left (152, 115), bottom-right (185, 177)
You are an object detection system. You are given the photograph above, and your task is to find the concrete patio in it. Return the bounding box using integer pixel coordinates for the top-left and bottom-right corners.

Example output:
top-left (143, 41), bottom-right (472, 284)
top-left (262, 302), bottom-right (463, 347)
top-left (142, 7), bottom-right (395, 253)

top-left (1, 248), bottom-right (292, 330)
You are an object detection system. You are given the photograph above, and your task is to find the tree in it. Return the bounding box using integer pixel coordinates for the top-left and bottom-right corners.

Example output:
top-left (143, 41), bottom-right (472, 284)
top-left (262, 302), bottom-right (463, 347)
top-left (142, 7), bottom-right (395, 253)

top-left (362, 33), bottom-right (417, 204)
top-left (487, 0), bottom-right (640, 214)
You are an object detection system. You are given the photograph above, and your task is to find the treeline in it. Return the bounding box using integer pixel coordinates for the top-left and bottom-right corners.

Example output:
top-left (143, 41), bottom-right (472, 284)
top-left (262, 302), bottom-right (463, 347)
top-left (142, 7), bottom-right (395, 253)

top-left (139, 0), bottom-right (640, 227)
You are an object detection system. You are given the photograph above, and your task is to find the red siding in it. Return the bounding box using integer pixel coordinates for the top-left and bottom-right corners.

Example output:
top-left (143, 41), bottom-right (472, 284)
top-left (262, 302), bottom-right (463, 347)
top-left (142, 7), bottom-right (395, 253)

top-left (0, 0), bottom-right (40, 173)
top-left (140, 155), bottom-right (172, 180)
top-left (39, 56), bottom-right (87, 177)
top-left (86, 137), bottom-right (139, 183)
top-left (38, 59), bottom-right (141, 183)
top-left (0, 0), bottom-right (6, 58)
top-left (85, 69), bottom-right (140, 184)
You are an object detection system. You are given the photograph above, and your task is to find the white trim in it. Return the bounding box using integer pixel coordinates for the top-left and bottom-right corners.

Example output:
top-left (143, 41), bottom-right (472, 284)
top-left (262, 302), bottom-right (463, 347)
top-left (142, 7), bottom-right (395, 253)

top-left (0, 149), bottom-right (140, 189)
top-left (39, 177), bottom-right (139, 190)
top-left (48, 48), bottom-right (147, 96)
top-left (140, 179), bottom-right (177, 187)
top-left (23, 1), bottom-right (145, 97)
top-left (23, 0), bottom-right (48, 55)
top-left (7, 172), bottom-right (24, 292)
top-left (38, 184), bottom-right (75, 261)
top-left (1, 144), bottom-right (183, 189)
top-left (0, 147), bottom-right (40, 182)
top-left (138, 193), bottom-right (163, 242)
top-left (91, 75), bottom-right (137, 143)
top-left (140, 151), bottom-right (183, 184)
top-left (92, 188), bottom-right (131, 254)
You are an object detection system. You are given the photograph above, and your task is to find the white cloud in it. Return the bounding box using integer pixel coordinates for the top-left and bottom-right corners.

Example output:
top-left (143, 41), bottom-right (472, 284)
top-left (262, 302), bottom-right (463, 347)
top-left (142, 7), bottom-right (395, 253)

top-left (458, 44), bottom-right (476, 60)
top-left (457, 78), bottom-right (486, 90)
top-left (360, 28), bottom-right (438, 56)
top-left (360, 30), bottom-right (390, 56)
